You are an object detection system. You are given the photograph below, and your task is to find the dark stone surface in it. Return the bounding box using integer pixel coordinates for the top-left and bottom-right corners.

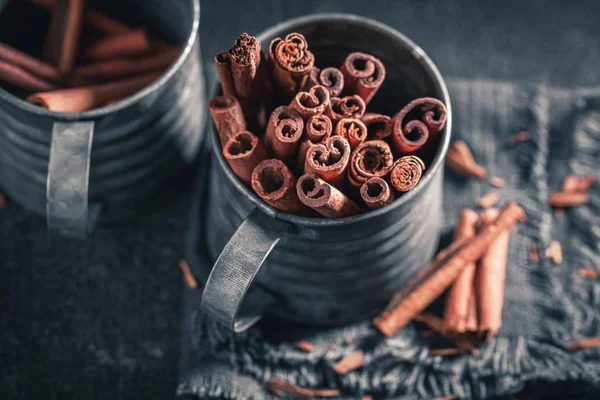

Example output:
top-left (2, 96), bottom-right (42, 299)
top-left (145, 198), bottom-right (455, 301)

top-left (1, 0), bottom-right (600, 399)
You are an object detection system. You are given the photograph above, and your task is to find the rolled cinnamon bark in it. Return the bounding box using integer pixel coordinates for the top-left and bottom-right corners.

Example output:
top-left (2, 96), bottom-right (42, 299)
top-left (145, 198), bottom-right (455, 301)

top-left (361, 113), bottom-right (392, 140)
top-left (340, 52), bottom-right (386, 105)
top-left (83, 28), bottom-right (152, 60)
top-left (390, 156), bottom-right (426, 192)
top-left (304, 66), bottom-right (344, 97)
top-left (289, 84), bottom-right (330, 121)
top-left (0, 42), bottom-right (64, 84)
top-left (73, 46), bottom-right (180, 82)
top-left (296, 114), bottom-right (333, 173)
top-left (335, 117), bottom-right (368, 150)
top-left (223, 131), bottom-right (267, 185)
top-left (443, 209), bottom-right (479, 335)
top-left (43, 0), bottom-right (85, 74)
top-left (27, 72), bottom-right (159, 112)
top-left (297, 173), bottom-right (361, 218)
top-left (326, 95), bottom-right (366, 123)
top-left (475, 208), bottom-right (510, 342)
top-left (373, 202), bottom-right (525, 337)
top-left (208, 95), bottom-right (247, 146)
top-left (348, 140), bottom-right (394, 189)
top-left (214, 51), bottom-right (236, 97)
top-left (360, 177), bottom-right (395, 210)
top-left (0, 60), bottom-right (60, 92)
top-left (251, 159), bottom-right (310, 215)
top-left (304, 136), bottom-right (351, 189)
top-left (268, 33), bottom-right (314, 99)
top-left (391, 98), bottom-right (448, 155)
top-left (264, 106), bottom-right (304, 161)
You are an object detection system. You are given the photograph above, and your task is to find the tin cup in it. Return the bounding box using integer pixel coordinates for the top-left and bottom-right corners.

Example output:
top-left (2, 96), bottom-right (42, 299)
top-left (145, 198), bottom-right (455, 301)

top-left (200, 14), bottom-right (452, 332)
top-left (0, 0), bottom-right (205, 238)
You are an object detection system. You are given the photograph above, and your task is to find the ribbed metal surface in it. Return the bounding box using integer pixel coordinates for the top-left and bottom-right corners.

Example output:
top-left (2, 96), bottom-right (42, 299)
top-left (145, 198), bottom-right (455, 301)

top-left (201, 15), bottom-right (452, 327)
top-left (0, 0), bottom-right (205, 226)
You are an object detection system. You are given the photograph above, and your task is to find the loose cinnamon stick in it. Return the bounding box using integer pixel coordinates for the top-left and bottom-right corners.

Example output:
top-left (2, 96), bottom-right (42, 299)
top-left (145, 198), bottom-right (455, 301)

top-left (544, 240), bottom-right (562, 264)
top-left (289, 84), bottom-right (330, 121)
top-left (579, 267), bottom-right (598, 279)
top-left (475, 208), bottom-right (510, 342)
top-left (179, 260), bottom-right (198, 289)
top-left (296, 341), bottom-right (315, 352)
top-left (326, 95), bottom-right (366, 123)
top-left (549, 192), bottom-right (589, 208)
top-left (223, 132), bottom-right (267, 185)
top-left (335, 117), bottom-right (368, 150)
top-left (390, 156), bottom-right (426, 192)
top-left (296, 114), bottom-right (332, 173)
top-left (304, 136), bottom-right (351, 188)
top-left (43, 0), bottom-right (85, 74)
top-left (268, 33), bottom-right (314, 99)
top-left (83, 28), bottom-right (152, 60)
top-left (27, 72), bottom-right (159, 112)
top-left (391, 98), bottom-right (448, 154)
top-left (361, 112), bottom-right (392, 140)
top-left (0, 42), bottom-right (64, 84)
top-left (360, 177), bottom-right (395, 210)
top-left (568, 337), bottom-right (600, 351)
top-left (297, 173), bottom-right (361, 218)
top-left (506, 131), bottom-right (529, 147)
top-left (264, 106), bottom-right (304, 161)
top-left (0, 60), bottom-right (60, 92)
top-left (340, 52), bottom-right (386, 104)
top-left (304, 66), bottom-right (344, 97)
top-left (208, 95), bottom-right (247, 146)
top-left (373, 202), bottom-right (525, 337)
top-left (443, 209), bottom-right (479, 335)
top-left (251, 159), bottom-right (310, 215)
top-left (266, 378), bottom-right (340, 398)
top-left (348, 140), bottom-right (394, 188)
top-left (445, 140), bottom-right (487, 179)
top-left (478, 192), bottom-right (501, 209)
top-left (332, 350), bottom-right (365, 375)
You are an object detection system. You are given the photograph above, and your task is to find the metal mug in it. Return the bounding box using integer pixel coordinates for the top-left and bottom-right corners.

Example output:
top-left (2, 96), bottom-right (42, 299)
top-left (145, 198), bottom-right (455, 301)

top-left (200, 14), bottom-right (452, 332)
top-left (0, 0), bottom-right (204, 238)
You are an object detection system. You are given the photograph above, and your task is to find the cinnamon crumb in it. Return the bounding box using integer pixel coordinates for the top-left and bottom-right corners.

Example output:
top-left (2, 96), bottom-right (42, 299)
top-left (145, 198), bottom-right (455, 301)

top-left (561, 174), bottom-right (596, 193)
top-left (568, 337), bottom-right (600, 351)
top-left (530, 243), bottom-right (540, 262)
top-left (429, 348), bottom-right (461, 356)
top-left (579, 267), bottom-right (598, 279)
top-left (361, 396), bottom-right (374, 400)
top-left (296, 341), bottom-right (315, 353)
top-left (445, 140), bottom-right (487, 179)
top-left (544, 241), bottom-right (562, 264)
top-left (179, 260), bottom-right (198, 289)
top-left (506, 131), bottom-right (529, 147)
top-left (332, 350), bottom-right (365, 374)
top-left (477, 192), bottom-right (501, 208)
top-left (266, 378), bottom-right (340, 398)
top-left (489, 177), bottom-right (506, 187)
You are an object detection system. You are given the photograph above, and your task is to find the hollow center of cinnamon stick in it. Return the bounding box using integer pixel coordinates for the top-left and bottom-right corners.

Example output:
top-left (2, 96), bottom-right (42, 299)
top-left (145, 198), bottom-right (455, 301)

top-left (362, 150), bottom-right (383, 172)
top-left (301, 178), bottom-right (325, 199)
top-left (227, 133), bottom-right (253, 156)
top-left (366, 181), bottom-right (384, 197)
top-left (211, 96), bottom-right (234, 108)
top-left (258, 167), bottom-right (285, 194)
top-left (404, 123), bottom-right (426, 142)
top-left (352, 58), bottom-right (369, 72)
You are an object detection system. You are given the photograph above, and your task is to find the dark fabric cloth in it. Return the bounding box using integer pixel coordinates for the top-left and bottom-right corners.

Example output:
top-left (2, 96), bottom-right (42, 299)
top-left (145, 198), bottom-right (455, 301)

top-left (178, 78), bottom-right (600, 399)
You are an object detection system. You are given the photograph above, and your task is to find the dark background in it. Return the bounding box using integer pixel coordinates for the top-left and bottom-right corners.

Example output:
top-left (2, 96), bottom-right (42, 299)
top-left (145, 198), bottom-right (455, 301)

top-left (1, 0), bottom-right (600, 399)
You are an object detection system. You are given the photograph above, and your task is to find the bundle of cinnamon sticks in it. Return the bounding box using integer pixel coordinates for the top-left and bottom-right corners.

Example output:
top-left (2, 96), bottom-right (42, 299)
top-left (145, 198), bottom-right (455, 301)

top-left (0, 0), bottom-right (180, 112)
top-left (210, 32), bottom-right (448, 218)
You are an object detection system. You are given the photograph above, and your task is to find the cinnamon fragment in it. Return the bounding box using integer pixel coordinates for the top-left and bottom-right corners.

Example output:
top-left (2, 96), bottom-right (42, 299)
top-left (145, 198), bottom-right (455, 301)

top-left (475, 208), bottom-right (510, 342)
top-left (361, 113), bottom-right (392, 140)
top-left (434, 396), bottom-right (458, 400)
top-left (0, 42), bottom-right (64, 83)
top-left (251, 159), bottom-right (310, 215)
top-left (304, 66), bottom-right (344, 97)
top-left (27, 72), bottom-right (159, 112)
top-left (568, 337), bottom-right (600, 351)
top-left (391, 98), bottom-right (448, 154)
top-left (373, 202), bottom-right (525, 337)
top-left (83, 28), bottom-right (152, 61)
top-left (340, 52), bottom-right (386, 104)
top-left (360, 177), bottom-right (395, 210)
top-left (506, 131), bottom-right (529, 147)
top-left (179, 260), bottom-right (198, 289)
top-left (289, 84), bottom-right (330, 120)
top-left (478, 192), bottom-right (501, 209)
top-left (304, 136), bottom-right (351, 188)
top-left (0, 60), bottom-right (60, 92)
top-left (390, 156), bottom-right (426, 192)
top-left (266, 378), bottom-right (340, 398)
top-left (544, 240), bottom-right (562, 264)
top-left (361, 396), bottom-right (374, 400)
top-left (297, 173), bottom-right (361, 218)
top-left (223, 132), bottom-right (267, 185)
top-left (335, 117), bottom-right (368, 150)
top-left (561, 174), bottom-right (596, 193)
top-left (209, 95), bottom-right (247, 146)
top-left (549, 192), bottom-right (589, 208)
top-left (530, 243), bottom-right (540, 262)
top-left (429, 348), bottom-right (461, 356)
top-left (417, 312), bottom-right (479, 354)
top-left (264, 106), bottom-right (304, 161)
top-left (489, 177), bottom-right (506, 188)
top-left (348, 140), bottom-right (394, 188)
top-left (579, 267), bottom-right (598, 279)
top-left (43, 0), bottom-right (84, 74)
top-left (268, 33), bottom-right (314, 99)
top-left (296, 341), bottom-right (315, 353)
top-left (332, 350), bottom-right (365, 375)
top-left (326, 95), bottom-right (366, 123)
top-left (445, 140), bottom-right (487, 179)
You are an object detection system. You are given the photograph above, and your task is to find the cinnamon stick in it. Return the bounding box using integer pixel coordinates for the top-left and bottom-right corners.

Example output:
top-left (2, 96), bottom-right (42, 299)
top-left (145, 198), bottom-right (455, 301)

top-left (373, 202), bottom-right (525, 337)
top-left (266, 378), bottom-right (340, 398)
top-left (361, 112), bottom-right (392, 140)
top-left (304, 136), bottom-right (351, 188)
top-left (83, 28), bottom-right (152, 60)
top-left (27, 72), bottom-right (159, 112)
top-left (335, 117), bottom-right (368, 150)
top-left (332, 350), bottom-right (365, 375)
top-left (268, 33), bottom-right (314, 99)
top-left (390, 156), bottom-right (426, 192)
top-left (348, 140), bottom-right (394, 188)
top-left (251, 159), bottom-right (310, 215)
top-left (264, 106), bottom-right (304, 161)
top-left (0, 60), bottom-right (60, 92)
top-left (208, 95), bottom-right (247, 146)
top-left (0, 42), bottom-right (64, 83)
top-left (340, 52), bottom-right (386, 104)
top-left (391, 97), bottom-right (448, 154)
top-left (568, 337), bottom-right (600, 351)
top-left (360, 177), bottom-right (395, 210)
top-left (179, 260), bottom-right (198, 289)
top-left (549, 192), bottom-right (589, 208)
top-left (443, 209), bottom-right (479, 335)
top-left (289, 84), bottom-right (330, 121)
top-left (297, 173), bottom-right (361, 218)
top-left (296, 114), bottom-right (333, 173)
top-left (478, 192), bottom-right (501, 209)
top-left (475, 208), bottom-right (510, 342)
top-left (326, 95), bottom-right (366, 123)
top-left (43, 0), bottom-right (85, 74)
top-left (445, 140), bottom-right (487, 179)
top-left (223, 132), bottom-right (267, 185)
top-left (304, 66), bottom-right (344, 97)
top-left (214, 51), bottom-right (235, 97)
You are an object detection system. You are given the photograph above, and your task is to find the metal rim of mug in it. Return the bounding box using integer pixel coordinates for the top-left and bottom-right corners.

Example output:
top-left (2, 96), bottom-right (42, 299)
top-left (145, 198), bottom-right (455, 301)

top-left (0, 0), bottom-right (201, 122)
top-left (210, 12), bottom-right (452, 228)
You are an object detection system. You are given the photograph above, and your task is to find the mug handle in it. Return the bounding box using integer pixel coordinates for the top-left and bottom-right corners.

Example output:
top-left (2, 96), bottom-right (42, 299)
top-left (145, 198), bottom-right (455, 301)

top-left (200, 208), bottom-right (291, 332)
top-left (46, 121), bottom-right (101, 239)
